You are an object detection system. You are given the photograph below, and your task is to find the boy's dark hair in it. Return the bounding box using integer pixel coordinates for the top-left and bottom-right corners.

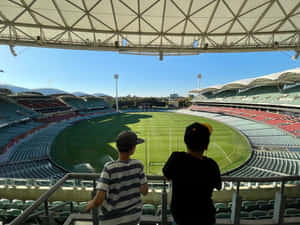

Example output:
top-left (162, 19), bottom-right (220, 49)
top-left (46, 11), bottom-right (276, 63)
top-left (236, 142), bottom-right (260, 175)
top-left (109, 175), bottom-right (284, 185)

top-left (184, 122), bottom-right (212, 152)
top-left (116, 130), bottom-right (144, 152)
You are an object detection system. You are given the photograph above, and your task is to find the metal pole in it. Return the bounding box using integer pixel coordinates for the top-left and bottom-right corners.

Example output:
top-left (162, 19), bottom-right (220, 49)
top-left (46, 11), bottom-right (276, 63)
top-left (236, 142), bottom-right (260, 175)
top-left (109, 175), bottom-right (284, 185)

top-left (44, 201), bottom-right (49, 225)
top-left (116, 78), bottom-right (118, 112)
top-left (161, 179), bottom-right (168, 225)
top-left (92, 179), bottom-right (99, 225)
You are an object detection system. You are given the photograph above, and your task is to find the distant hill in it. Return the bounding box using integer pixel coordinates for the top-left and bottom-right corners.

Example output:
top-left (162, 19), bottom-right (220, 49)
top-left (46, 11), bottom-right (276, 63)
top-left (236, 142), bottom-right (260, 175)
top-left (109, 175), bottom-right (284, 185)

top-left (0, 84), bottom-right (109, 97)
top-left (0, 84), bottom-right (30, 93)
top-left (93, 93), bottom-right (108, 97)
top-left (32, 88), bottom-right (68, 95)
top-left (72, 92), bottom-right (90, 97)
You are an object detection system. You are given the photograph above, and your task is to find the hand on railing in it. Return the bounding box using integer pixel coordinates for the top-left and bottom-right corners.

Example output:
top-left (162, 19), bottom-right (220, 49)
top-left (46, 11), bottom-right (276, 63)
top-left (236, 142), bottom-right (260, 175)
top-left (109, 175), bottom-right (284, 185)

top-left (85, 200), bottom-right (93, 213)
top-left (85, 190), bottom-right (106, 212)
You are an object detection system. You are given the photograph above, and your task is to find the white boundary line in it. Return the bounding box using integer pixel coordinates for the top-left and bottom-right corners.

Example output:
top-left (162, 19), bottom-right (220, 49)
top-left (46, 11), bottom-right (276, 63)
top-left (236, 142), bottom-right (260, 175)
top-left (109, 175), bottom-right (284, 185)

top-left (214, 142), bottom-right (232, 163)
top-left (147, 128), bottom-right (150, 174)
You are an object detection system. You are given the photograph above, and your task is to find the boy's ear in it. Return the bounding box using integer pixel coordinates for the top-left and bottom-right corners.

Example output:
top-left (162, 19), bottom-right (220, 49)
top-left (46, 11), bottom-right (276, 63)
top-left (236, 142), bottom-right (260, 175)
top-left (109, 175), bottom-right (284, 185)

top-left (130, 146), bottom-right (136, 153)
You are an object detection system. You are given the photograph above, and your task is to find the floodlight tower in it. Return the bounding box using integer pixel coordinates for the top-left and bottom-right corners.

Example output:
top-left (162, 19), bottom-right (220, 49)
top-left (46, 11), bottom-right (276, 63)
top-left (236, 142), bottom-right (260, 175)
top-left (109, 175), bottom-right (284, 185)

top-left (114, 74), bottom-right (119, 112)
top-left (197, 73), bottom-right (202, 89)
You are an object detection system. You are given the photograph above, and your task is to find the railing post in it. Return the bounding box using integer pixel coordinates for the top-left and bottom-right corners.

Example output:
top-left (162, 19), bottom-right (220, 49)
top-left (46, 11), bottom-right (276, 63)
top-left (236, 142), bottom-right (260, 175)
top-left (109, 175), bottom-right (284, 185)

top-left (44, 200), bottom-right (49, 225)
top-left (273, 181), bottom-right (286, 224)
top-left (92, 179), bottom-right (99, 225)
top-left (70, 201), bottom-right (74, 213)
top-left (231, 181), bottom-right (241, 225)
top-left (161, 179), bottom-right (168, 225)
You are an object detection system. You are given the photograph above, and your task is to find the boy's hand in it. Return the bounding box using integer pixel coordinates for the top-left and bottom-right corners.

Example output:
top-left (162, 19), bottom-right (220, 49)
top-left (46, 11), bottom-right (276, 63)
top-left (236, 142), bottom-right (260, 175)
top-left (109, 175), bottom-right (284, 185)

top-left (85, 200), bottom-right (94, 212)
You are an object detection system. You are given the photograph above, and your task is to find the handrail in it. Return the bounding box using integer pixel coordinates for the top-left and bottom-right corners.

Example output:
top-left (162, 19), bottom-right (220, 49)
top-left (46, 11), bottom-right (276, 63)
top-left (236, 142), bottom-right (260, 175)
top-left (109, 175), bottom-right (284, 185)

top-left (8, 173), bottom-right (300, 225)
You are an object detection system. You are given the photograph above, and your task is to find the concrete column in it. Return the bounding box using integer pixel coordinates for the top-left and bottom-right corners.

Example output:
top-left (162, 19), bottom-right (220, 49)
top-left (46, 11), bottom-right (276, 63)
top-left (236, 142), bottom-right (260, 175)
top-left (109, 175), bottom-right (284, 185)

top-left (231, 191), bottom-right (242, 225)
top-left (273, 191), bottom-right (286, 224)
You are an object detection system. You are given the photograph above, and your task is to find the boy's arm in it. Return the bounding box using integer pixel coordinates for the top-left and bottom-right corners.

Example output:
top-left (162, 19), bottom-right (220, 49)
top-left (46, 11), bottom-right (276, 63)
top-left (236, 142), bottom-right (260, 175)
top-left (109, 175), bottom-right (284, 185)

top-left (162, 152), bottom-right (176, 180)
top-left (86, 166), bottom-right (110, 212)
top-left (139, 161), bottom-right (148, 195)
top-left (214, 162), bottom-right (222, 190)
top-left (140, 183), bottom-right (149, 196)
top-left (86, 190), bottom-right (106, 212)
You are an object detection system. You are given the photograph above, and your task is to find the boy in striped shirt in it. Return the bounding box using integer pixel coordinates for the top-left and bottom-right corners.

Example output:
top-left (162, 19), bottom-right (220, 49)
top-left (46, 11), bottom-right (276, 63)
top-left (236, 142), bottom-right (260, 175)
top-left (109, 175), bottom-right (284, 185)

top-left (86, 130), bottom-right (149, 225)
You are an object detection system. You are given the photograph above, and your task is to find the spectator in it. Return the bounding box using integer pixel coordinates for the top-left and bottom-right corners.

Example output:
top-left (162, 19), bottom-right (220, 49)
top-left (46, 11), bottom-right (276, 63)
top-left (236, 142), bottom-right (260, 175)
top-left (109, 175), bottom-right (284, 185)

top-left (86, 130), bottom-right (149, 225)
top-left (163, 122), bottom-right (221, 225)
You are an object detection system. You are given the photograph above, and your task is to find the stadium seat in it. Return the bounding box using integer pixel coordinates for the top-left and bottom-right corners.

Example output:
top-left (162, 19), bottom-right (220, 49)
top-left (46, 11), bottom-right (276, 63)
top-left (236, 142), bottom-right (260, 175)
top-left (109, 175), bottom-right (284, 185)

top-left (11, 199), bottom-right (24, 210)
top-left (77, 202), bottom-right (87, 213)
top-left (0, 199), bottom-right (10, 209)
top-left (249, 210), bottom-right (269, 219)
top-left (156, 205), bottom-right (171, 216)
top-left (24, 200), bottom-right (35, 210)
top-left (284, 208), bottom-right (300, 217)
top-left (256, 200), bottom-right (273, 210)
top-left (242, 201), bottom-right (258, 211)
top-left (215, 202), bottom-right (230, 213)
top-left (6, 208), bottom-right (23, 221)
top-left (216, 212), bottom-right (231, 219)
top-left (240, 211), bottom-right (250, 219)
top-left (0, 208), bottom-right (9, 223)
top-left (142, 204), bottom-right (156, 215)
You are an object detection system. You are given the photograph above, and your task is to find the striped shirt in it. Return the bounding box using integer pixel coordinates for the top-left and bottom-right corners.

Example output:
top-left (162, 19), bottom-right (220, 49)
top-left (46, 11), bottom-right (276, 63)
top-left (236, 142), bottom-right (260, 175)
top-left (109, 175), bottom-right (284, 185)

top-left (96, 159), bottom-right (147, 225)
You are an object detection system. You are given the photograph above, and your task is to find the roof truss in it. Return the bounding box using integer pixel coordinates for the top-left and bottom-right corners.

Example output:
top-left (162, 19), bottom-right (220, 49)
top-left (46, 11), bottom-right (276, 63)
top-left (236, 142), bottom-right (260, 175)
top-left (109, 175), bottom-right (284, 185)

top-left (0, 0), bottom-right (299, 56)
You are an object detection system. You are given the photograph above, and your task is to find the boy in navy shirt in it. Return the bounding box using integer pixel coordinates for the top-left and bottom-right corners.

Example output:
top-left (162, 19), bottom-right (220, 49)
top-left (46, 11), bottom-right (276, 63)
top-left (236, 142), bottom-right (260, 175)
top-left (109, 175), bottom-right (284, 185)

top-left (163, 122), bottom-right (221, 225)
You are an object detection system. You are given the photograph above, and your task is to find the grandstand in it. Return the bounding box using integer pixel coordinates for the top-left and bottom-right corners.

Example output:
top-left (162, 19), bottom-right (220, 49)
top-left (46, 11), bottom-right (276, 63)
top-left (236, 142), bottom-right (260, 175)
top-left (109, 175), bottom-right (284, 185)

top-left (0, 96), bottom-right (37, 125)
top-left (0, 89), bottom-right (113, 183)
top-left (10, 93), bottom-right (71, 114)
top-left (191, 68), bottom-right (300, 108)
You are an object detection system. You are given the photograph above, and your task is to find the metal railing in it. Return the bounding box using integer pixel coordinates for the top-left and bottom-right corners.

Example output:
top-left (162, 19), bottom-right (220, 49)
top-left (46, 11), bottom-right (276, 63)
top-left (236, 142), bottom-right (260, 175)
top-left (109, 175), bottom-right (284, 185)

top-left (8, 173), bottom-right (300, 225)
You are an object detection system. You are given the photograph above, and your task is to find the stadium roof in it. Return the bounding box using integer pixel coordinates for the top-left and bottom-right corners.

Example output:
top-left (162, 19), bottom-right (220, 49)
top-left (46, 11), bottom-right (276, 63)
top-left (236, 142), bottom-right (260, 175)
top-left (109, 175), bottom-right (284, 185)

top-left (192, 67), bottom-right (300, 93)
top-left (0, 0), bottom-right (300, 57)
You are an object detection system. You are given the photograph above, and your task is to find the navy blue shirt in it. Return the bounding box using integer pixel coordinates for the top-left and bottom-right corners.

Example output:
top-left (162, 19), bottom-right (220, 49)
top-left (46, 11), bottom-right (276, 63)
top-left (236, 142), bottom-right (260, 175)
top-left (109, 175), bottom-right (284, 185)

top-left (163, 152), bottom-right (221, 225)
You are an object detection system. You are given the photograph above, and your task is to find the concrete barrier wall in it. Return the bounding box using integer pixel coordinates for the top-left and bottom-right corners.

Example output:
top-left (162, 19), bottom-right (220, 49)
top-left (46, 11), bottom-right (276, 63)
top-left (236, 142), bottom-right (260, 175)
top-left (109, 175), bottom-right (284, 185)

top-left (1, 184), bottom-right (300, 205)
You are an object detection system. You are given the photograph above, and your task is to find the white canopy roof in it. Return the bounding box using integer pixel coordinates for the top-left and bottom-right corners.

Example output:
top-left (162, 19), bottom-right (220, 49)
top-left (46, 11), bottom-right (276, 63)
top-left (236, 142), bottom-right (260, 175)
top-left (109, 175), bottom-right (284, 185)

top-left (0, 0), bottom-right (300, 56)
top-left (192, 67), bottom-right (300, 94)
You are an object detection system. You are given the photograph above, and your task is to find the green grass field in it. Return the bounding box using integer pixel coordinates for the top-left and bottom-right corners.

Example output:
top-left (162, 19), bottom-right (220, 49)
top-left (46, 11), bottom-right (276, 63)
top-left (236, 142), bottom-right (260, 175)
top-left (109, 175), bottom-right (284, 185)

top-left (51, 112), bottom-right (251, 174)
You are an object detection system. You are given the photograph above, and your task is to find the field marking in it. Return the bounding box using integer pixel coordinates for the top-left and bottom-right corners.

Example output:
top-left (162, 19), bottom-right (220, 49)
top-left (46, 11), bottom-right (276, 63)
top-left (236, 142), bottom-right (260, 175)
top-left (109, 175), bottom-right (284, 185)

top-left (213, 142), bottom-right (232, 163)
top-left (147, 128), bottom-right (150, 174)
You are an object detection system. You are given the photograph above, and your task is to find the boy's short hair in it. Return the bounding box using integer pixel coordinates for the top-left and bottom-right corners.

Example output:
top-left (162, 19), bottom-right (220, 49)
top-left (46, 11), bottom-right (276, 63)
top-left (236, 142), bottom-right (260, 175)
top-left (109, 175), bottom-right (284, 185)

top-left (184, 122), bottom-right (212, 152)
top-left (116, 130), bottom-right (144, 152)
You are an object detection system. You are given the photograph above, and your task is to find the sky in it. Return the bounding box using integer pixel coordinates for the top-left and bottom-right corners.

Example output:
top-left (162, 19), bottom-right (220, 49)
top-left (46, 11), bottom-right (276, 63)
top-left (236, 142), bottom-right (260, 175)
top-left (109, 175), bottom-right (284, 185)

top-left (0, 45), bottom-right (300, 97)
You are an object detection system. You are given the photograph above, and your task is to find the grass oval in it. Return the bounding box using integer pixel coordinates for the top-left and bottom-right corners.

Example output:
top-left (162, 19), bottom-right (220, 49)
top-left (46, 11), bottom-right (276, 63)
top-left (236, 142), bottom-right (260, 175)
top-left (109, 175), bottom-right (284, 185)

top-left (51, 112), bottom-right (251, 174)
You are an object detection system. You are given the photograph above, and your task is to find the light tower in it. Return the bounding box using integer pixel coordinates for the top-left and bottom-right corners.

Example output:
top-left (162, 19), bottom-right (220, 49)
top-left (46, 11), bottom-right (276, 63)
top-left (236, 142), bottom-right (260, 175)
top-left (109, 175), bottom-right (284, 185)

top-left (114, 74), bottom-right (119, 112)
top-left (197, 73), bottom-right (202, 89)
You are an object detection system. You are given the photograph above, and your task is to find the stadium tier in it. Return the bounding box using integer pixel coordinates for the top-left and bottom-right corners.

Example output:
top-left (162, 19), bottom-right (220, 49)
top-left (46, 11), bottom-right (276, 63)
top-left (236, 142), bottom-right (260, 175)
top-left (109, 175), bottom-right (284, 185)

top-left (83, 96), bottom-right (110, 109)
top-left (0, 121), bottom-right (42, 157)
top-left (190, 105), bottom-right (300, 137)
top-left (59, 96), bottom-right (88, 110)
top-left (59, 95), bottom-right (111, 112)
top-left (0, 97), bottom-right (37, 125)
top-left (13, 96), bottom-right (71, 113)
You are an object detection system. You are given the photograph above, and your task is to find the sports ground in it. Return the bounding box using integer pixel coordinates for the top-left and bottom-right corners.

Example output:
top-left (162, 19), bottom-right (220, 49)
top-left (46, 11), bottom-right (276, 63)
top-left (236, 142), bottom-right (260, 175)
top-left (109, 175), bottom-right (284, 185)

top-left (51, 112), bottom-right (251, 175)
